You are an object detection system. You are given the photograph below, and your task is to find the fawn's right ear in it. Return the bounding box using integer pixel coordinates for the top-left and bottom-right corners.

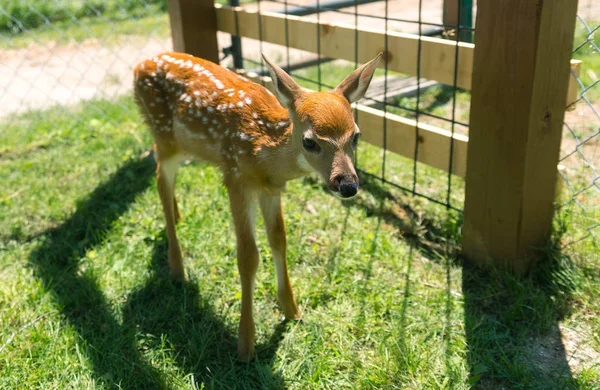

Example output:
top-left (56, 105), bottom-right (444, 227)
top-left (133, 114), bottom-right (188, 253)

top-left (334, 52), bottom-right (382, 103)
top-left (262, 54), bottom-right (302, 108)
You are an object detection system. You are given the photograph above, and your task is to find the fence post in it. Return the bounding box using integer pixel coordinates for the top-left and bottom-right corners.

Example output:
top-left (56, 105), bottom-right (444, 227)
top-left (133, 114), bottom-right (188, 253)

top-left (167, 0), bottom-right (219, 62)
top-left (442, 0), bottom-right (473, 42)
top-left (462, 0), bottom-right (579, 274)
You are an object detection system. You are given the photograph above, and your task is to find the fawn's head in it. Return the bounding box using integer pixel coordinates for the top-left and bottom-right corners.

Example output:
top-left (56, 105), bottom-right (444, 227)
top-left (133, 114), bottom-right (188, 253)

top-left (263, 53), bottom-right (382, 198)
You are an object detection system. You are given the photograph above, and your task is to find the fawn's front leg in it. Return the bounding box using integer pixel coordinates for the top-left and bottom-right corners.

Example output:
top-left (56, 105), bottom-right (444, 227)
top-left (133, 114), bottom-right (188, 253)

top-left (259, 194), bottom-right (300, 320)
top-left (227, 184), bottom-right (259, 362)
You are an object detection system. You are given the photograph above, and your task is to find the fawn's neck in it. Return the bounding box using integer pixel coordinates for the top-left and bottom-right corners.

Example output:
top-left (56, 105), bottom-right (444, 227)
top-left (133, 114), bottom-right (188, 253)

top-left (255, 119), bottom-right (312, 186)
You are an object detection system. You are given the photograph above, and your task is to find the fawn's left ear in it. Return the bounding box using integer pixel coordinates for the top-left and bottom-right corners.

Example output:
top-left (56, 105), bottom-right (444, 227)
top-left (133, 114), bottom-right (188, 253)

top-left (334, 52), bottom-right (382, 103)
top-left (262, 53), bottom-right (303, 108)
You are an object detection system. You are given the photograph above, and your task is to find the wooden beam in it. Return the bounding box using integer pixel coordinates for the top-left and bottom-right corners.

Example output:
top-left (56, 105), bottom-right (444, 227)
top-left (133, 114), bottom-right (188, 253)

top-left (462, 0), bottom-right (578, 273)
top-left (238, 70), bottom-right (469, 177)
top-left (567, 59), bottom-right (582, 111)
top-left (215, 5), bottom-right (475, 89)
top-left (168, 0), bottom-right (219, 62)
top-left (355, 104), bottom-right (468, 177)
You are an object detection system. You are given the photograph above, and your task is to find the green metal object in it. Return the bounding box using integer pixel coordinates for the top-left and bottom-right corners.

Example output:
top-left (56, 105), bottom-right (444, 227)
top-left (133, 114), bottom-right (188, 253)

top-left (459, 0), bottom-right (473, 42)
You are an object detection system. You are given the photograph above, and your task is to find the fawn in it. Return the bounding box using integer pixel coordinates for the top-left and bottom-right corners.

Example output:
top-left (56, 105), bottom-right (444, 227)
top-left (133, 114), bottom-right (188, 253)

top-left (133, 51), bottom-right (381, 361)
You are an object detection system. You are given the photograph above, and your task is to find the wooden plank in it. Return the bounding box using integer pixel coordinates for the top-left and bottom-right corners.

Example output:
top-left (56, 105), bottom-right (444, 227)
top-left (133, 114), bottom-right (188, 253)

top-left (237, 70), bottom-right (469, 177)
top-left (363, 76), bottom-right (439, 105)
top-left (355, 104), bottom-right (468, 177)
top-left (215, 5), bottom-right (474, 89)
top-left (462, 0), bottom-right (579, 273)
top-left (168, 0), bottom-right (219, 62)
top-left (567, 59), bottom-right (582, 110)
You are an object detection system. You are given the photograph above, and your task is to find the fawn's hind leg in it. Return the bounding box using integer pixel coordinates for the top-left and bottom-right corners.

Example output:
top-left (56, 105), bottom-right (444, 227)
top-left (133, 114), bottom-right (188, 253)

top-left (156, 150), bottom-right (185, 279)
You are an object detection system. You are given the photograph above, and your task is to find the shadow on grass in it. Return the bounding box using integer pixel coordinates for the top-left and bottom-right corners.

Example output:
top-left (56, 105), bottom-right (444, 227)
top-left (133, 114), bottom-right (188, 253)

top-left (352, 174), bottom-right (579, 389)
top-left (122, 233), bottom-right (288, 389)
top-left (28, 154), bottom-right (290, 388)
top-left (28, 155), bottom-right (163, 389)
top-left (462, 248), bottom-right (579, 389)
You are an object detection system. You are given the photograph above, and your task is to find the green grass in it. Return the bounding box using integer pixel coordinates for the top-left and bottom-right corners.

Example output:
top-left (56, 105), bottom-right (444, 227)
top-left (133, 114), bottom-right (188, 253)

top-left (0, 0), bottom-right (254, 49)
top-left (1, 92), bottom-right (599, 389)
top-left (0, 11), bottom-right (170, 49)
top-left (0, 0), bottom-right (168, 33)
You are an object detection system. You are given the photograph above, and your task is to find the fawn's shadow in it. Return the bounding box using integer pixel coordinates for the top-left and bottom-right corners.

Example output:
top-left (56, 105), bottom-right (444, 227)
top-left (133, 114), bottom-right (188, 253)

top-left (28, 155), bottom-right (165, 389)
top-left (28, 154), bottom-right (288, 389)
top-left (122, 233), bottom-right (288, 389)
top-left (352, 174), bottom-right (578, 389)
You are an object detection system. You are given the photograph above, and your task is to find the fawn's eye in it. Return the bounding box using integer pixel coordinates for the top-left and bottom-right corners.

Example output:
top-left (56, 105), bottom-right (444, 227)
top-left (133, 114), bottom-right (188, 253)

top-left (303, 137), bottom-right (319, 152)
top-left (352, 133), bottom-right (360, 146)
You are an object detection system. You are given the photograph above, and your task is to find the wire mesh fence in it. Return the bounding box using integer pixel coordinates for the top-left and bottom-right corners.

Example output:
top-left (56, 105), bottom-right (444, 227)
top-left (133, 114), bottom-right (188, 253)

top-left (559, 4), bottom-right (600, 249)
top-left (225, 0), bottom-right (474, 212)
top-left (0, 0), bottom-right (598, 249)
top-left (0, 0), bottom-right (171, 122)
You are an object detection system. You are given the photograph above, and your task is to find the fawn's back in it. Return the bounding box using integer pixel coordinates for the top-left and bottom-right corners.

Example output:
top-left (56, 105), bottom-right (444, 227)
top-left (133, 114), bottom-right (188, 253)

top-left (133, 52), bottom-right (302, 190)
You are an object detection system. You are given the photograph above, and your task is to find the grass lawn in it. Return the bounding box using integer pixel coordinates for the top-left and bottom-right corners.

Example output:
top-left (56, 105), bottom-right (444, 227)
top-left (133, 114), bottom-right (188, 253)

top-left (1, 90), bottom-right (599, 389)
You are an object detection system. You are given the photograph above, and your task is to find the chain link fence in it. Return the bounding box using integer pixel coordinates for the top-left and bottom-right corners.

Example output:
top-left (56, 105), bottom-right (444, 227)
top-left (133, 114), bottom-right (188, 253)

top-left (559, 1), bottom-right (600, 250)
top-left (0, 0), bottom-right (171, 122)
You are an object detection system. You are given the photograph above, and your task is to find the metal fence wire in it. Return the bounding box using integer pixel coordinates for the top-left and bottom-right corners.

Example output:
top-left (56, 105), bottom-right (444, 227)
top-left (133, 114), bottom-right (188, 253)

top-left (0, 0), bottom-right (171, 123)
top-left (229, 0), bottom-right (474, 212)
top-left (225, 0), bottom-right (600, 242)
top-left (559, 6), bottom-right (600, 248)
top-left (0, 1), bottom-right (598, 248)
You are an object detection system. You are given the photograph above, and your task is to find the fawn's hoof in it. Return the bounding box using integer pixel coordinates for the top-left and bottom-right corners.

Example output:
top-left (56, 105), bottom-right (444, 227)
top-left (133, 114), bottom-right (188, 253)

top-left (279, 295), bottom-right (301, 320)
top-left (168, 258), bottom-right (185, 281)
top-left (237, 319), bottom-right (256, 362)
top-left (237, 340), bottom-right (255, 362)
top-left (169, 268), bottom-right (185, 281)
top-left (284, 307), bottom-right (302, 321)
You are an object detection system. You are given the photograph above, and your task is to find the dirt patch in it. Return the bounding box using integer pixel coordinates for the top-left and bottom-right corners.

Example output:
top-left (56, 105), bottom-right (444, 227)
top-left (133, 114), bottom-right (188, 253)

top-left (523, 323), bottom-right (600, 378)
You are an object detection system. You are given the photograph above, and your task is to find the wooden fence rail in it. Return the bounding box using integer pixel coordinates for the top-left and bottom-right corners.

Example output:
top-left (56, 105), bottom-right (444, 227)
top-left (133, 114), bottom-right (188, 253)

top-left (215, 5), bottom-right (475, 89)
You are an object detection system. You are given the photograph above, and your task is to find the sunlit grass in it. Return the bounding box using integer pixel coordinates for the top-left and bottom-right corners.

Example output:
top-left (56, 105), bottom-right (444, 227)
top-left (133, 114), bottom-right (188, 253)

top-left (0, 92), bottom-right (598, 389)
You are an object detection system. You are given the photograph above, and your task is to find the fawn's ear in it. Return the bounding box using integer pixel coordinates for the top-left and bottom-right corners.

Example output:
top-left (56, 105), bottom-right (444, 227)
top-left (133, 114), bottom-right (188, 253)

top-left (262, 54), bottom-right (303, 108)
top-left (334, 53), bottom-right (382, 103)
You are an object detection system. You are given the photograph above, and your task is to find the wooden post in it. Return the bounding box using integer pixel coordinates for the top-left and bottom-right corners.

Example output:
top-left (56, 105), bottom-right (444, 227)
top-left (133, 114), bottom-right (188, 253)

top-left (443, 0), bottom-right (473, 42)
top-left (167, 0), bottom-right (219, 62)
top-left (462, 0), bottom-right (579, 274)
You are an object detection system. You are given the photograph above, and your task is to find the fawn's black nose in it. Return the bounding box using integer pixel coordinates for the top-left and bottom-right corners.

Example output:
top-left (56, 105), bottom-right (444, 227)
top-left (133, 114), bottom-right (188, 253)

top-left (340, 182), bottom-right (358, 198)
top-left (333, 174), bottom-right (359, 198)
